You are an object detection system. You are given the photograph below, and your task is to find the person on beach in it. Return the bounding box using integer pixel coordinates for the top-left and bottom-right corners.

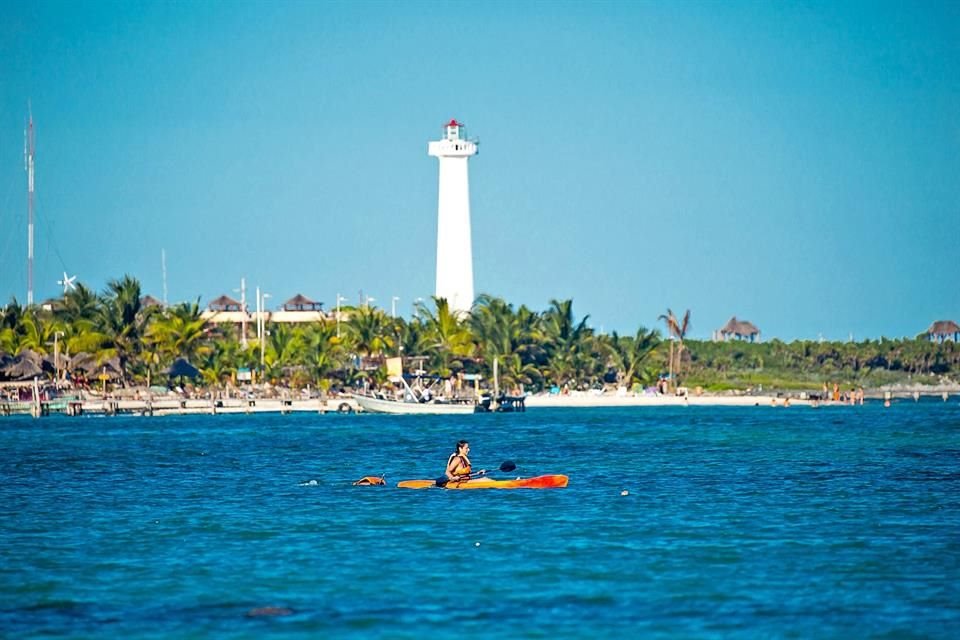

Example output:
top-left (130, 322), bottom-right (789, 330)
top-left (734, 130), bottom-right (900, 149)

top-left (445, 440), bottom-right (486, 482)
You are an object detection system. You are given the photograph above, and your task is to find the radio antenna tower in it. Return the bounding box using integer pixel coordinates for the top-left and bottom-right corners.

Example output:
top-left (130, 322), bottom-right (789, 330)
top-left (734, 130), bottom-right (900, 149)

top-left (161, 249), bottom-right (168, 307)
top-left (24, 104), bottom-right (35, 306)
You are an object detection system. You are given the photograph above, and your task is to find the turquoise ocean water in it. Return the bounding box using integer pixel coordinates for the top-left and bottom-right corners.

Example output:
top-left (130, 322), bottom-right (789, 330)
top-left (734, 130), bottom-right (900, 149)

top-left (2, 400), bottom-right (958, 638)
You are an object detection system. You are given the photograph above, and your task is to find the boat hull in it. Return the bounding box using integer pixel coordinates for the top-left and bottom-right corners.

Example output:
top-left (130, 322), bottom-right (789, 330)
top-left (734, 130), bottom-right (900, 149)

top-left (397, 474), bottom-right (569, 489)
top-left (353, 394), bottom-right (477, 415)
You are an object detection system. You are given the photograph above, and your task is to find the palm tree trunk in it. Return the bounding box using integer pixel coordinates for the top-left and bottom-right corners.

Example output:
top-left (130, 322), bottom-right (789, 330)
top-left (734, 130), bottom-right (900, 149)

top-left (668, 340), bottom-right (674, 392)
top-left (676, 340), bottom-right (684, 386)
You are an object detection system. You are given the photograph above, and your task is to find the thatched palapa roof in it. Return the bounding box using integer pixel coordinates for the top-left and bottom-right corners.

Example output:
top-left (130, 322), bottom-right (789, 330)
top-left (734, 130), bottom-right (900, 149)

top-left (719, 316), bottom-right (760, 337)
top-left (141, 295), bottom-right (164, 308)
top-left (207, 295), bottom-right (243, 312)
top-left (927, 320), bottom-right (960, 336)
top-left (0, 353), bottom-right (44, 380)
top-left (69, 352), bottom-right (122, 376)
top-left (282, 294), bottom-right (323, 312)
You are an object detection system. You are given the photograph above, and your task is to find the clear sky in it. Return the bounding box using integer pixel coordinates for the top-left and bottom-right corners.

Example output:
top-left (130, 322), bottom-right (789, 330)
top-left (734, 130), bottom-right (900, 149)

top-left (1, 0), bottom-right (958, 341)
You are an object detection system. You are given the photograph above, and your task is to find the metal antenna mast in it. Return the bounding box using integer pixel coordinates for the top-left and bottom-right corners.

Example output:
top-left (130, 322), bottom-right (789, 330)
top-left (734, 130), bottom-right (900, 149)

top-left (161, 249), bottom-right (168, 307)
top-left (25, 104), bottom-right (35, 306)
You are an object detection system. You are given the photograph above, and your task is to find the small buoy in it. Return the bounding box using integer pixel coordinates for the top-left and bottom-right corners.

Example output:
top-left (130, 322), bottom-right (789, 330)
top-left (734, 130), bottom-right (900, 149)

top-left (620, 490), bottom-right (629, 496)
top-left (475, 542), bottom-right (481, 547)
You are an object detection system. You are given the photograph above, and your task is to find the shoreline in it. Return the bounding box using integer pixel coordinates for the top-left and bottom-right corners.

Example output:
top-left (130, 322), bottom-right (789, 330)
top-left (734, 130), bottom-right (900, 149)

top-left (2, 386), bottom-right (956, 418)
top-left (525, 385), bottom-right (959, 408)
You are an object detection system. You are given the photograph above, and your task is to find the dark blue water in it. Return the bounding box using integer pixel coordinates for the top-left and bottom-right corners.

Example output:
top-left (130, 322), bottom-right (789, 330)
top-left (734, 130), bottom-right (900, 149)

top-left (2, 401), bottom-right (959, 638)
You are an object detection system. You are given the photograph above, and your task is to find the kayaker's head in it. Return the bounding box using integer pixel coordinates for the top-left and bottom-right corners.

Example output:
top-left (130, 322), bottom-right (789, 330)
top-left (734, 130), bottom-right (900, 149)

top-left (455, 440), bottom-right (470, 456)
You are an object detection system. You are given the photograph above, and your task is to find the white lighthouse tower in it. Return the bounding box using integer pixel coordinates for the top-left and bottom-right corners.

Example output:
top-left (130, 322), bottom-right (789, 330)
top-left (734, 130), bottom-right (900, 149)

top-left (428, 119), bottom-right (478, 316)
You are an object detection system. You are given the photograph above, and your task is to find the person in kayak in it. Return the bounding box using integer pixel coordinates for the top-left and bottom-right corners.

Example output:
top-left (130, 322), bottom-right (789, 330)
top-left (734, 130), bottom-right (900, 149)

top-left (445, 440), bottom-right (486, 482)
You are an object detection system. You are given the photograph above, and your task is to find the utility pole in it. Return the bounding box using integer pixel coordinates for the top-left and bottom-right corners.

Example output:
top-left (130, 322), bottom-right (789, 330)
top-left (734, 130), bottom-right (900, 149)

top-left (260, 292), bottom-right (271, 368)
top-left (255, 286), bottom-right (261, 341)
top-left (53, 331), bottom-right (64, 385)
top-left (336, 294), bottom-right (347, 338)
top-left (235, 277), bottom-right (248, 347)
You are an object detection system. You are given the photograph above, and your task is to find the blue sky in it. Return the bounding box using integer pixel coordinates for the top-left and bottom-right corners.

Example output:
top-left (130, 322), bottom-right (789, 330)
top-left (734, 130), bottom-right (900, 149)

top-left (1, 0), bottom-right (958, 341)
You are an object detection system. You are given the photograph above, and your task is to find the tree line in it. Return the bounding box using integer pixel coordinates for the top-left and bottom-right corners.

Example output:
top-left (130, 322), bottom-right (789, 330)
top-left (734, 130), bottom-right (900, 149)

top-left (1, 275), bottom-right (956, 392)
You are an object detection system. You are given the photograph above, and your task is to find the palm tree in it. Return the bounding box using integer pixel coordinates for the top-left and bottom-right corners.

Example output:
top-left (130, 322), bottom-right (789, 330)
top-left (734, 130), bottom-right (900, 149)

top-left (609, 327), bottom-right (661, 389)
top-left (96, 275), bottom-right (152, 384)
top-left (199, 338), bottom-right (240, 387)
top-left (1, 297), bottom-right (24, 332)
top-left (658, 309), bottom-right (690, 390)
top-left (17, 309), bottom-right (64, 356)
top-left (302, 321), bottom-right (345, 390)
top-left (60, 283), bottom-right (100, 324)
top-left (345, 305), bottom-right (394, 361)
top-left (0, 299), bottom-right (24, 354)
top-left (470, 294), bottom-right (514, 363)
top-left (497, 351), bottom-right (542, 391)
top-left (674, 309), bottom-right (691, 384)
top-left (416, 297), bottom-right (474, 377)
top-left (541, 299), bottom-right (591, 388)
top-left (263, 323), bottom-right (305, 382)
top-left (470, 295), bottom-right (544, 387)
top-left (145, 300), bottom-right (211, 363)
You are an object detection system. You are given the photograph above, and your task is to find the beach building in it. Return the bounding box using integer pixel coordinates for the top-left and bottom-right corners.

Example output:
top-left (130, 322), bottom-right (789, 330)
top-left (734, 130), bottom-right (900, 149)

top-left (271, 294), bottom-right (325, 323)
top-left (202, 295), bottom-right (246, 321)
top-left (429, 119), bottom-right (477, 316)
top-left (715, 317), bottom-right (761, 343)
top-left (925, 320), bottom-right (960, 343)
top-left (201, 293), bottom-right (332, 328)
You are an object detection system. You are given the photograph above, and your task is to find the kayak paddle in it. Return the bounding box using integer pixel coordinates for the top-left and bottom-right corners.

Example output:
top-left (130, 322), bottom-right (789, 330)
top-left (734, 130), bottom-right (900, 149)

top-left (435, 460), bottom-right (517, 487)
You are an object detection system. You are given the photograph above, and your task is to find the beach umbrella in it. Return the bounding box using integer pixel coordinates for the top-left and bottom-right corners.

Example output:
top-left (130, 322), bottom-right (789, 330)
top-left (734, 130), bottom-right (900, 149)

top-left (167, 358), bottom-right (200, 379)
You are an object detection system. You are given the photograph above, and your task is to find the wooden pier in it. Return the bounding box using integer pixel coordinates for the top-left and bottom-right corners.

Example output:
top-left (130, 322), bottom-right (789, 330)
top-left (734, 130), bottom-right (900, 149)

top-left (0, 393), bottom-right (362, 418)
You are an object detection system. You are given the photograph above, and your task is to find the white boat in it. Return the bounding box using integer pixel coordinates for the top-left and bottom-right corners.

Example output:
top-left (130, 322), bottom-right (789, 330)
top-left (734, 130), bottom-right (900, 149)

top-left (350, 356), bottom-right (525, 415)
top-left (353, 392), bottom-right (479, 415)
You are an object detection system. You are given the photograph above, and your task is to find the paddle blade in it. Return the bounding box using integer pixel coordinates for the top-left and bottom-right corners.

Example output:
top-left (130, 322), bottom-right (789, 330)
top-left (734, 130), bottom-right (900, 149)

top-left (499, 460), bottom-right (517, 473)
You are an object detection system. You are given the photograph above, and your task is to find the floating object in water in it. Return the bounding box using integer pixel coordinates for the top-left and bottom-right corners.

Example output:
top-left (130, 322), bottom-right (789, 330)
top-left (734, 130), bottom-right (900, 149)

top-left (620, 490), bottom-right (629, 496)
top-left (353, 475), bottom-right (386, 486)
top-left (246, 606), bottom-right (293, 617)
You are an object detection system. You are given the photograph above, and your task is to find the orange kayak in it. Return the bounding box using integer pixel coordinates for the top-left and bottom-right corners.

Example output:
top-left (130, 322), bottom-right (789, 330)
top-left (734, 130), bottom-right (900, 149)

top-left (397, 475), bottom-right (568, 490)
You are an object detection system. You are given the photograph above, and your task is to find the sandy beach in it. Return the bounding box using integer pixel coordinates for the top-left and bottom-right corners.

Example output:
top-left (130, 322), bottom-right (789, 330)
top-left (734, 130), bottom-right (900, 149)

top-left (525, 391), bottom-right (816, 408)
top-left (6, 384), bottom-right (957, 418)
top-left (524, 384), bottom-right (959, 408)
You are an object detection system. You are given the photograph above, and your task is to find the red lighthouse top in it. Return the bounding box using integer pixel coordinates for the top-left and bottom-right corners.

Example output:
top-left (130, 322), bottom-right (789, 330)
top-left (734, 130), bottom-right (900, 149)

top-left (446, 119), bottom-right (462, 127)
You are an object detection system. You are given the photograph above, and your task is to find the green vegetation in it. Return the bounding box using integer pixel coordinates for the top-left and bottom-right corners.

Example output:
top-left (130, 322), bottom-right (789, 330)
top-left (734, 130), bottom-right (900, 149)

top-left (681, 338), bottom-right (958, 392)
top-left (1, 275), bottom-right (957, 393)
